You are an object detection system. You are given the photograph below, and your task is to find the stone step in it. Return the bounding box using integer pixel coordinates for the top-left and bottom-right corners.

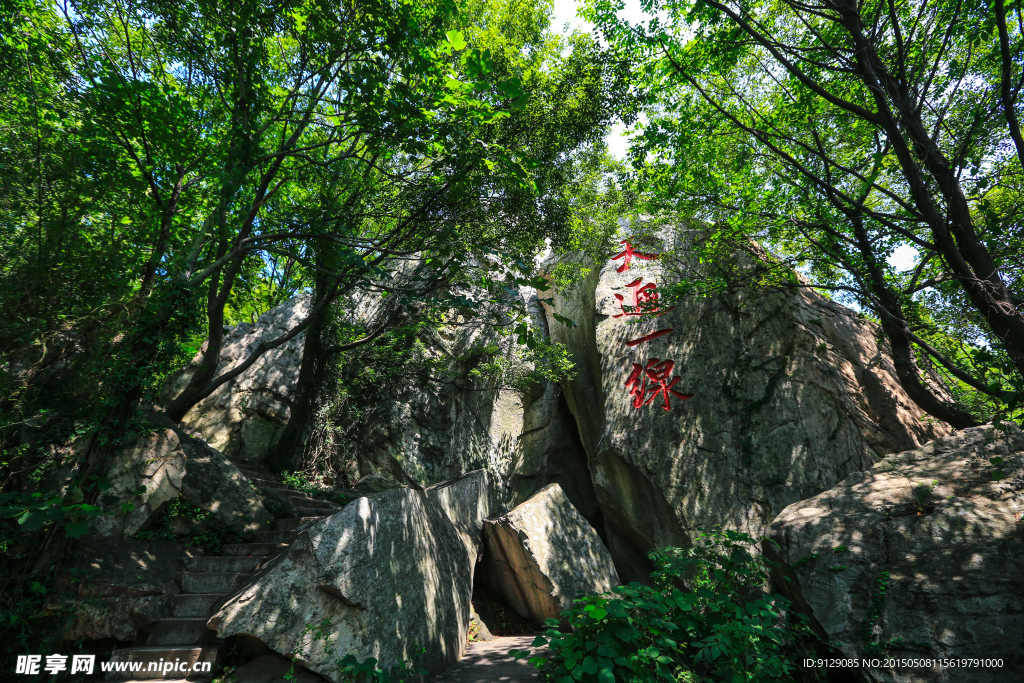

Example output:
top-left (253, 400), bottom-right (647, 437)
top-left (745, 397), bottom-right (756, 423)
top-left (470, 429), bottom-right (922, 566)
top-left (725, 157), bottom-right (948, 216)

top-left (292, 498), bottom-right (338, 510)
top-left (284, 490), bottom-right (319, 500)
top-left (185, 555), bottom-right (262, 574)
top-left (295, 506), bottom-right (338, 518)
top-left (104, 646), bottom-right (218, 680)
top-left (145, 618), bottom-right (215, 646)
top-left (180, 572), bottom-right (249, 594)
top-left (273, 516), bottom-right (323, 531)
top-left (245, 530), bottom-right (296, 545)
top-left (171, 593), bottom-right (221, 618)
top-left (222, 542), bottom-right (288, 557)
top-left (249, 478), bottom-right (290, 491)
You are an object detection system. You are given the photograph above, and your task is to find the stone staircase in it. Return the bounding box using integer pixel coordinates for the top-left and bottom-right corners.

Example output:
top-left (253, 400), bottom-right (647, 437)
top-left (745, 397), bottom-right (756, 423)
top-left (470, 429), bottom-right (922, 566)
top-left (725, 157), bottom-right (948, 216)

top-left (107, 458), bottom-right (344, 681)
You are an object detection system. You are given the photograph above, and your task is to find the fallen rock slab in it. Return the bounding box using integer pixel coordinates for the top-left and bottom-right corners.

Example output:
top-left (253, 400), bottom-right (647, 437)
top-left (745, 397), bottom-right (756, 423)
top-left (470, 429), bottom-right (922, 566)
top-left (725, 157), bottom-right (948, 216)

top-left (766, 423), bottom-right (1024, 682)
top-left (92, 414), bottom-right (271, 536)
top-left (209, 470), bottom-right (493, 680)
top-left (483, 484), bottom-right (618, 625)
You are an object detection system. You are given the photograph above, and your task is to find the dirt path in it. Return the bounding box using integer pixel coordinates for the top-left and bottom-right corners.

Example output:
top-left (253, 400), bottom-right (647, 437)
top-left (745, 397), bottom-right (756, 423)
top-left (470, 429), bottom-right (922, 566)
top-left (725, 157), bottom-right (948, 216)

top-left (431, 635), bottom-right (543, 682)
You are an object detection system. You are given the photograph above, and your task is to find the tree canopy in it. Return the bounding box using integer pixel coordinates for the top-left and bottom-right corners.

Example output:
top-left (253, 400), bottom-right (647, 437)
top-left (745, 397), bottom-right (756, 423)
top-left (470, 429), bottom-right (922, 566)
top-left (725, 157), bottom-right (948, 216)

top-left (0, 0), bottom-right (623, 583)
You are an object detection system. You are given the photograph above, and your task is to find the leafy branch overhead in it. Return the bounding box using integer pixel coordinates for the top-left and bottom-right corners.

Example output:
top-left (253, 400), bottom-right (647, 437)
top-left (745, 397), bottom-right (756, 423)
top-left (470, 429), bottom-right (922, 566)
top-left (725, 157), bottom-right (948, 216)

top-left (585, 0), bottom-right (1024, 427)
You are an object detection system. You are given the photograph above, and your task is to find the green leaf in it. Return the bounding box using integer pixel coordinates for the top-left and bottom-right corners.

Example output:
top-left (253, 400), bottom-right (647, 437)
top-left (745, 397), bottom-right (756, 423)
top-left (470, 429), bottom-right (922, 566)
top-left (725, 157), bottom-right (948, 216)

top-left (64, 520), bottom-right (90, 538)
top-left (445, 30), bottom-right (467, 51)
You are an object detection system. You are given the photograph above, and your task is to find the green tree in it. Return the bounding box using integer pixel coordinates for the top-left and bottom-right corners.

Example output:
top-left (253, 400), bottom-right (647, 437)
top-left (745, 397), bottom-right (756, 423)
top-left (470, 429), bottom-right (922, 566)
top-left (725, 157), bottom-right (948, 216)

top-left (0, 0), bottom-right (620, 569)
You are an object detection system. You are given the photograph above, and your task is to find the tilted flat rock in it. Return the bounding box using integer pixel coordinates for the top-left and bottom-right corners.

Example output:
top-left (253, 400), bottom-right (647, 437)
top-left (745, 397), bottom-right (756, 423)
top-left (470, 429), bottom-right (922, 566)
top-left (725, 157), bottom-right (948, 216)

top-left (766, 424), bottom-right (1024, 682)
top-left (93, 415), bottom-right (271, 535)
top-left (176, 425), bottom-right (273, 533)
top-left (208, 471), bottom-right (493, 680)
top-left (482, 484), bottom-right (618, 625)
top-left (540, 234), bottom-right (949, 580)
top-left (92, 427), bottom-right (187, 536)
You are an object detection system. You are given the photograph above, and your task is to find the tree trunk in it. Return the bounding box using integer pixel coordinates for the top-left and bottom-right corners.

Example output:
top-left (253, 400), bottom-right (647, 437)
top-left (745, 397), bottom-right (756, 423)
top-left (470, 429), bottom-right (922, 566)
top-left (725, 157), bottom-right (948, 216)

top-left (847, 213), bottom-right (979, 429)
top-left (267, 273), bottom-right (331, 473)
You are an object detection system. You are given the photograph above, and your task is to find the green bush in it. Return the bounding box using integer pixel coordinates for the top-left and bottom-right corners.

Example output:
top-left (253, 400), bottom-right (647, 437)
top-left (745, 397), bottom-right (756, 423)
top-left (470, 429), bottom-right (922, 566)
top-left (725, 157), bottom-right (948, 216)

top-left (512, 529), bottom-right (822, 682)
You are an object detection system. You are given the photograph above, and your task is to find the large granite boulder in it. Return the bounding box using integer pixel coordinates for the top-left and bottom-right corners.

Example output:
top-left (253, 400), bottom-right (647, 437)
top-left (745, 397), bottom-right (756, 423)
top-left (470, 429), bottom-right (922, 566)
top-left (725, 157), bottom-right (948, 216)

top-left (93, 415), bottom-right (271, 536)
top-left (169, 295), bottom-right (310, 461)
top-left (766, 423), bottom-right (1024, 682)
top-left (482, 484), bottom-right (619, 625)
top-left (62, 537), bottom-right (196, 642)
top-left (208, 471), bottom-right (493, 680)
top-left (93, 427), bottom-right (186, 536)
top-left (540, 234), bottom-right (950, 580)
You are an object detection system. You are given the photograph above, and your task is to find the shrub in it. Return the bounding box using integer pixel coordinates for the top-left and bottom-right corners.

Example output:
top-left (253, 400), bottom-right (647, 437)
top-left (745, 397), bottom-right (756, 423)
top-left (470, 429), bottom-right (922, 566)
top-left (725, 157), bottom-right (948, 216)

top-left (512, 529), bottom-right (822, 682)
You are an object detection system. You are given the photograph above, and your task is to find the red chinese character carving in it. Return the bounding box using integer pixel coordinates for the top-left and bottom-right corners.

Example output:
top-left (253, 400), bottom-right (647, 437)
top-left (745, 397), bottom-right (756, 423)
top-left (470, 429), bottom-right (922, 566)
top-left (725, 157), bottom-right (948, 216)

top-left (615, 278), bottom-right (661, 317)
top-left (624, 358), bottom-right (694, 411)
top-left (611, 240), bottom-right (659, 273)
top-left (625, 363), bottom-right (648, 408)
top-left (624, 329), bottom-right (674, 347)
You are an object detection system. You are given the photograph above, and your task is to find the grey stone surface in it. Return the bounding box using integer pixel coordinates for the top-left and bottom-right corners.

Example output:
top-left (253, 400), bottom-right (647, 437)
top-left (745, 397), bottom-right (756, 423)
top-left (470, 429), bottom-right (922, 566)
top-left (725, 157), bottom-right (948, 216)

top-left (92, 427), bottom-right (187, 536)
top-left (540, 236), bottom-right (950, 580)
top-left (483, 484), bottom-right (618, 625)
top-left (177, 428), bottom-right (274, 533)
top-left (432, 636), bottom-right (541, 683)
top-left (91, 416), bottom-right (271, 536)
top-left (63, 537), bottom-right (196, 642)
top-left (170, 295), bottom-right (310, 461)
top-left (766, 423), bottom-right (1024, 682)
top-left (343, 286), bottom-right (599, 519)
top-left (208, 471), bottom-right (493, 680)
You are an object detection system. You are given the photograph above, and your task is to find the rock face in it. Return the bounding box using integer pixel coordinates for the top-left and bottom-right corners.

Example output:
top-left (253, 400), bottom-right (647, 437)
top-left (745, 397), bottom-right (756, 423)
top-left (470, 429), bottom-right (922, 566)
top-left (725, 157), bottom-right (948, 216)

top-left (341, 290), bottom-right (595, 517)
top-left (208, 471), bottom-right (493, 680)
top-left (175, 287), bottom-right (599, 533)
top-left (63, 537), bottom-right (196, 642)
top-left (94, 415), bottom-right (271, 536)
top-left (540, 236), bottom-right (949, 580)
top-left (766, 424), bottom-right (1024, 682)
top-left (482, 484), bottom-right (619, 625)
top-left (170, 296), bottom-right (310, 461)
top-left (94, 427), bottom-right (187, 536)
top-left (177, 426), bottom-right (274, 533)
